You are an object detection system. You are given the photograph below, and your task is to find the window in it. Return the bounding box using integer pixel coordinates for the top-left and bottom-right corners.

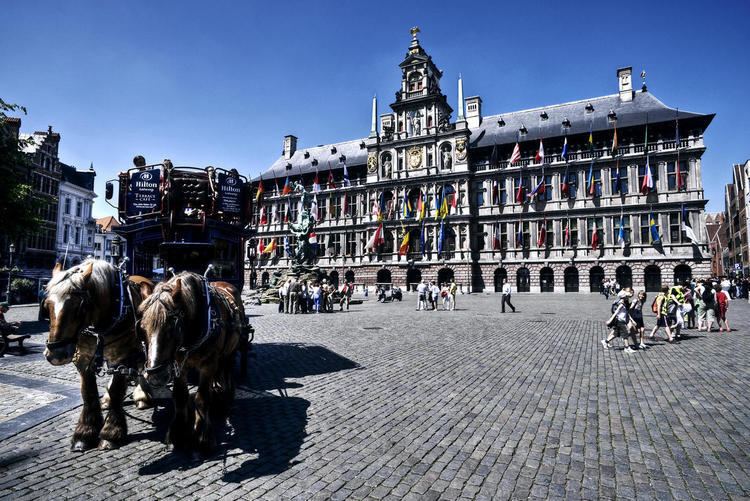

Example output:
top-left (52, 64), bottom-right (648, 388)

top-left (614, 214), bottom-right (631, 245)
top-left (64, 198), bottom-right (71, 215)
top-left (590, 168), bottom-right (602, 197)
top-left (499, 180), bottom-right (507, 206)
top-left (476, 186), bottom-right (485, 207)
top-left (331, 195), bottom-right (341, 219)
top-left (514, 176), bottom-right (530, 203)
top-left (346, 233), bottom-right (357, 256)
top-left (667, 160), bottom-right (688, 190)
top-left (640, 214), bottom-right (651, 243)
top-left (565, 171), bottom-right (578, 199)
top-left (476, 224), bottom-right (485, 251)
top-left (611, 165), bottom-right (629, 194)
top-left (76, 201), bottom-right (82, 217)
top-left (567, 220), bottom-right (578, 246)
top-left (75, 227), bottom-right (81, 245)
top-left (669, 213), bottom-right (681, 243)
top-left (539, 219), bottom-right (553, 247)
top-left (105, 239), bottom-right (111, 252)
top-left (587, 217), bottom-right (603, 246)
top-left (541, 174), bottom-right (553, 201)
top-left (499, 222), bottom-right (508, 249)
top-left (329, 233), bottom-right (341, 256)
top-left (63, 224), bottom-right (70, 244)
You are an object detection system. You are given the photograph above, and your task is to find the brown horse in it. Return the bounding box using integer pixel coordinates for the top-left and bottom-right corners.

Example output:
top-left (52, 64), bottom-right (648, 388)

top-left (43, 259), bottom-right (154, 451)
top-left (138, 271), bottom-right (243, 453)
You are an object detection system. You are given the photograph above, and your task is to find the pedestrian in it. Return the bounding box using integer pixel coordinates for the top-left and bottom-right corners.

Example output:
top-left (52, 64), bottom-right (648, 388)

top-left (630, 290), bottom-right (647, 349)
top-left (715, 283), bottom-right (731, 332)
top-left (501, 279), bottom-right (515, 313)
top-left (0, 302), bottom-right (21, 336)
top-left (695, 280), bottom-right (707, 330)
top-left (440, 283), bottom-right (451, 310)
top-left (602, 289), bottom-right (638, 353)
top-left (289, 278), bottom-right (300, 314)
top-left (683, 282), bottom-right (695, 329)
top-left (278, 279), bottom-right (288, 313)
top-left (430, 281), bottom-right (440, 311)
top-left (449, 279), bottom-right (458, 311)
top-left (312, 282), bottom-right (322, 313)
top-left (700, 282), bottom-right (719, 332)
top-left (668, 284), bottom-right (686, 337)
top-left (416, 280), bottom-right (428, 311)
top-left (339, 281), bottom-right (352, 311)
top-left (649, 287), bottom-right (675, 342)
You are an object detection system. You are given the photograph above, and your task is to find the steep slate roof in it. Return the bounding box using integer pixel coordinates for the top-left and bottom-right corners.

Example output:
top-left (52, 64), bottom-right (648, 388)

top-left (470, 91), bottom-right (713, 148)
top-left (255, 138), bottom-right (368, 181)
top-left (60, 163), bottom-right (96, 191)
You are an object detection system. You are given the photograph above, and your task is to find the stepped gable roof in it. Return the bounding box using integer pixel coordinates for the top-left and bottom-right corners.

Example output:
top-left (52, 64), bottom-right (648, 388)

top-left (254, 137), bottom-right (367, 181)
top-left (60, 163), bottom-right (96, 191)
top-left (470, 91), bottom-right (714, 149)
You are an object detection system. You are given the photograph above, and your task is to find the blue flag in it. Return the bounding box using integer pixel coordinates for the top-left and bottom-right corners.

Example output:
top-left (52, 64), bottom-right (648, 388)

top-left (420, 220), bottom-right (426, 256)
top-left (561, 136), bottom-right (568, 162)
top-left (618, 217), bottom-right (626, 249)
top-left (649, 212), bottom-right (661, 243)
top-left (437, 220), bottom-right (445, 255)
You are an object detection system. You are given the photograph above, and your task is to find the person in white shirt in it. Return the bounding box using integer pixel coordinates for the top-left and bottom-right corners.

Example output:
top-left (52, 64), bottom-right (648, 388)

top-left (416, 281), bottom-right (428, 311)
top-left (429, 282), bottom-right (440, 311)
top-left (501, 279), bottom-right (515, 313)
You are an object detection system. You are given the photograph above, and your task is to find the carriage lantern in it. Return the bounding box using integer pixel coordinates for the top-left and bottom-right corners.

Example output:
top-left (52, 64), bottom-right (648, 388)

top-left (111, 235), bottom-right (122, 260)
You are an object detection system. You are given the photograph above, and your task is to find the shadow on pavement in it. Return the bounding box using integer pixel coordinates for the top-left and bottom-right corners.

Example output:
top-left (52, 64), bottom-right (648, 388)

top-left (137, 343), bottom-right (358, 480)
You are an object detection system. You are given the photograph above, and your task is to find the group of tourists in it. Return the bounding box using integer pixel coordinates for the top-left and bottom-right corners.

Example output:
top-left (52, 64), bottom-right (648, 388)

top-left (415, 279), bottom-right (458, 311)
top-left (278, 277), bottom-right (353, 314)
top-left (602, 276), bottom-right (738, 354)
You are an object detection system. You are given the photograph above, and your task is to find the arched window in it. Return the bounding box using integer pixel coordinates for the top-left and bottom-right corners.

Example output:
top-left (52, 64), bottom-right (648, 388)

top-left (589, 266), bottom-right (604, 293)
top-left (616, 265), bottom-right (633, 288)
top-left (329, 270), bottom-right (339, 288)
top-left (517, 267), bottom-right (530, 292)
top-left (564, 267), bottom-right (579, 292)
top-left (261, 271), bottom-right (269, 286)
top-left (376, 268), bottom-right (391, 284)
top-left (644, 265), bottom-right (662, 292)
top-left (674, 264), bottom-right (691, 285)
top-left (540, 267), bottom-right (554, 292)
top-left (406, 268), bottom-right (422, 291)
top-left (494, 268), bottom-right (507, 292)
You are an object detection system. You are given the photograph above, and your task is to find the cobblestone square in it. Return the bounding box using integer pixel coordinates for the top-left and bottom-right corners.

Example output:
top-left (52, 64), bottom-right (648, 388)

top-left (0, 293), bottom-right (748, 500)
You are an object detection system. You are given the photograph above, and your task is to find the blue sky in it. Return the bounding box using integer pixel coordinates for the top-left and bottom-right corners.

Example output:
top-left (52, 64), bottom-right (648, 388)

top-left (2, 0), bottom-right (748, 217)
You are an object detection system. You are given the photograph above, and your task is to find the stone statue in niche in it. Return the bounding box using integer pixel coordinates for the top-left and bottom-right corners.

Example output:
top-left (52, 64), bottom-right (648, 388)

top-left (414, 111), bottom-right (422, 136)
top-left (382, 156), bottom-right (392, 179)
top-left (442, 150), bottom-right (452, 170)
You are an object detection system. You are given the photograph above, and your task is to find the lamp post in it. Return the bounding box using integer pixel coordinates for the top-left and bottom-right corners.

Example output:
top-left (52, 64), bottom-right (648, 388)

top-left (6, 243), bottom-right (15, 305)
top-left (110, 235), bottom-right (121, 266)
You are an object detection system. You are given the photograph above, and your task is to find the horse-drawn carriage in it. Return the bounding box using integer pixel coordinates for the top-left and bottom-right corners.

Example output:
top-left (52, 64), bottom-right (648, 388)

top-left (40, 157), bottom-right (256, 453)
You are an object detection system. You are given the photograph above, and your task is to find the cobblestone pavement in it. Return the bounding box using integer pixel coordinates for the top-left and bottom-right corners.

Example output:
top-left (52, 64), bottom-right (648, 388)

top-left (0, 293), bottom-right (749, 500)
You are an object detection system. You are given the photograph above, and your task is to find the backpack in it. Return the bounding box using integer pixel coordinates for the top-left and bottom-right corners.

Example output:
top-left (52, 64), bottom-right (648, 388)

top-left (651, 297), bottom-right (659, 314)
top-left (702, 287), bottom-right (714, 305)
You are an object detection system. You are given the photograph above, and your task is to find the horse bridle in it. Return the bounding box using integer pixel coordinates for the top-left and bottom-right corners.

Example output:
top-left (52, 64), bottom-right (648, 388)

top-left (44, 288), bottom-right (93, 352)
top-left (142, 293), bottom-right (186, 380)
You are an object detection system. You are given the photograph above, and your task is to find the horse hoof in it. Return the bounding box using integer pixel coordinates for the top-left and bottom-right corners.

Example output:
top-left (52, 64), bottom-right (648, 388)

top-left (98, 439), bottom-right (118, 450)
top-left (71, 440), bottom-right (89, 452)
top-left (135, 400), bottom-right (152, 410)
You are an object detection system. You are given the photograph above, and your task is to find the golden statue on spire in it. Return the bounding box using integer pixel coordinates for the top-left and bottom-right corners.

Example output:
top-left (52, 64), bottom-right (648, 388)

top-left (410, 26), bottom-right (420, 40)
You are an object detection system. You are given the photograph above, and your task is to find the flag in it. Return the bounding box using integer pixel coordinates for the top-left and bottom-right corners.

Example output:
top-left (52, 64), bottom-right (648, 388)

top-left (561, 136), bottom-right (569, 162)
top-left (492, 179), bottom-right (499, 205)
top-left (641, 158), bottom-right (654, 194)
top-left (528, 176), bottom-right (545, 199)
top-left (271, 202), bottom-right (278, 223)
top-left (613, 164), bottom-right (622, 194)
top-left (420, 220), bottom-right (426, 256)
top-left (312, 170), bottom-right (321, 192)
top-left (311, 195), bottom-right (318, 221)
top-left (435, 185), bottom-right (449, 220)
top-left (327, 168), bottom-right (335, 190)
top-left (342, 163), bottom-right (351, 187)
top-left (274, 178), bottom-right (280, 195)
top-left (561, 167), bottom-right (569, 197)
top-left (379, 192), bottom-right (386, 221)
top-left (262, 238), bottom-right (277, 255)
top-left (516, 222), bottom-right (524, 247)
top-left (399, 230), bottom-right (410, 255)
top-left (537, 220), bottom-right (547, 247)
top-left (259, 206), bottom-right (267, 225)
top-left (591, 221), bottom-right (599, 250)
top-left (490, 144), bottom-right (498, 167)
top-left (649, 212), bottom-right (660, 244)
top-left (611, 125), bottom-right (618, 156)
top-left (372, 199), bottom-right (381, 221)
top-left (564, 220), bottom-right (571, 247)
top-left (402, 191), bottom-right (411, 218)
top-left (416, 191), bottom-right (425, 221)
top-left (282, 176), bottom-right (292, 195)
top-left (675, 116), bottom-right (684, 190)
top-left (682, 204), bottom-right (698, 244)
top-left (493, 225), bottom-right (501, 250)
top-left (284, 198), bottom-right (291, 223)
top-left (257, 239), bottom-right (265, 255)
top-left (449, 185), bottom-right (458, 209)
top-left (587, 160), bottom-right (596, 196)
top-left (509, 142), bottom-right (521, 165)
top-left (588, 125), bottom-right (594, 152)
top-left (437, 220), bottom-right (445, 255)
top-left (284, 236), bottom-right (291, 257)
top-left (365, 223), bottom-right (384, 250)
top-left (618, 215), bottom-right (626, 249)
top-left (515, 173), bottom-right (524, 204)
top-left (535, 139), bottom-right (544, 164)
top-left (255, 178), bottom-right (265, 202)
top-left (309, 232), bottom-right (318, 254)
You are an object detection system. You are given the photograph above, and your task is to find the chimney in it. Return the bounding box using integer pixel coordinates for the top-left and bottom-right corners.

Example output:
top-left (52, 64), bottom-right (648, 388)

top-left (465, 96), bottom-right (482, 128)
top-left (283, 135), bottom-right (298, 159)
top-left (617, 67), bottom-right (633, 102)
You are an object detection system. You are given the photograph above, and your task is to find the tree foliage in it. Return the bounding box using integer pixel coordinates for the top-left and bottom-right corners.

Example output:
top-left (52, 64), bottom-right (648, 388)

top-left (0, 98), bottom-right (42, 240)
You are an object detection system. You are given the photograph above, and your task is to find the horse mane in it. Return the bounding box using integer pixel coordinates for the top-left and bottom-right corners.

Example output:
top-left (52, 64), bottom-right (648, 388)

top-left (46, 258), bottom-right (115, 306)
top-left (139, 272), bottom-right (203, 334)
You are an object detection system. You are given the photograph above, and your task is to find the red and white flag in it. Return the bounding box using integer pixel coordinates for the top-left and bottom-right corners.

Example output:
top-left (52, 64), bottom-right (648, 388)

top-left (535, 139), bottom-right (544, 164)
top-left (365, 223), bottom-right (385, 250)
top-left (509, 142), bottom-right (522, 165)
top-left (591, 221), bottom-right (600, 250)
top-left (641, 159), bottom-right (654, 193)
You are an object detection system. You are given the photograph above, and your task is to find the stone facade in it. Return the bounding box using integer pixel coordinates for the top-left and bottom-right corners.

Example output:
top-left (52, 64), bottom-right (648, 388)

top-left (248, 30), bottom-right (714, 293)
top-left (56, 163), bottom-right (97, 266)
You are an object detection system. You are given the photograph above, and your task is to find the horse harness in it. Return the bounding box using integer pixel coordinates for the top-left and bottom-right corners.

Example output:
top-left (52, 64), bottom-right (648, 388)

top-left (46, 269), bottom-right (143, 381)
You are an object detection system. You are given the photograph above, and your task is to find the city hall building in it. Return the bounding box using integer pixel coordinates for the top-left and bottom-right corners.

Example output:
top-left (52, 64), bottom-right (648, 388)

top-left (249, 29), bottom-right (714, 293)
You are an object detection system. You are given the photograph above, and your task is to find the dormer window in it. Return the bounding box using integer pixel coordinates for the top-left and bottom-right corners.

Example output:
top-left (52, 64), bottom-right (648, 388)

top-left (330, 146), bottom-right (337, 154)
top-left (311, 159), bottom-right (318, 166)
top-left (339, 155), bottom-right (346, 163)
top-left (540, 111), bottom-right (549, 121)
top-left (497, 117), bottom-right (506, 127)
top-left (519, 124), bottom-right (528, 136)
top-left (607, 110), bottom-right (617, 123)
top-left (304, 151), bottom-right (310, 159)
top-left (585, 103), bottom-right (594, 113)
top-left (359, 141), bottom-right (366, 149)
top-left (285, 163), bottom-right (292, 170)
top-left (562, 117), bottom-right (571, 128)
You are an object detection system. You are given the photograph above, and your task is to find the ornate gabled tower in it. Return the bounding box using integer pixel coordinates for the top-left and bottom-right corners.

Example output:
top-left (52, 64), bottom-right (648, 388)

top-left (367, 27), bottom-right (470, 182)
